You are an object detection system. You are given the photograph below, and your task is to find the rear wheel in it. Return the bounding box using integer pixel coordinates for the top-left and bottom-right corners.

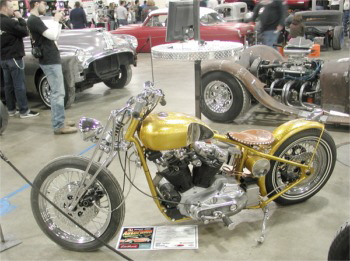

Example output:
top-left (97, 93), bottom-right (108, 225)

top-left (266, 129), bottom-right (336, 205)
top-left (201, 71), bottom-right (250, 123)
top-left (31, 156), bottom-right (125, 251)
top-left (103, 65), bottom-right (132, 89)
top-left (332, 26), bottom-right (344, 50)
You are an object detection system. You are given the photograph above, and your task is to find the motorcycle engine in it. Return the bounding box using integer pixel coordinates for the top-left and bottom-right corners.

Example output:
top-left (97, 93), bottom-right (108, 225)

top-left (147, 141), bottom-right (261, 222)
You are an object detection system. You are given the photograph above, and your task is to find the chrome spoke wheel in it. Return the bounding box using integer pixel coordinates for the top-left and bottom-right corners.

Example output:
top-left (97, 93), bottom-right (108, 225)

top-left (204, 80), bottom-right (233, 114)
top-left (273, 138), bottom-right (330, 198)
top-left (266, 129), bottom-right (336, 205)
top-left (38, 168), bottom-right (112, 244)
top-left (39, 76), bottom-right (51, 107)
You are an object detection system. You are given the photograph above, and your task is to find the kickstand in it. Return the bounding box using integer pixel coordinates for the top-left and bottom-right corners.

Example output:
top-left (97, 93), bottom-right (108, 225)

top-left (257, 205), bottom-right (269, 244)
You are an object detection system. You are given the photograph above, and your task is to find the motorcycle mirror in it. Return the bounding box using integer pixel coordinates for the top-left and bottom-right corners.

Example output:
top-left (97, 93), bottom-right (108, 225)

top-left (143, 81), bottom-right (154, 89)
top-left (78, 117), bottom-right (104, 141)
top-left (187, 123), bottom-right (214, 145)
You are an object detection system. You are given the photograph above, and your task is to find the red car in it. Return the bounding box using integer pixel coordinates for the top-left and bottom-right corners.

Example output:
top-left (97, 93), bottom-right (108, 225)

top-left (252, 0), bottom-right (311, 10)
top-left (111, 8), bottom-right (255, 53)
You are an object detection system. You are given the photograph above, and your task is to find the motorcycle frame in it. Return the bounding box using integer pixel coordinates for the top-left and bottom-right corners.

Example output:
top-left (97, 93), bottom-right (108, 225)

top-left (124, 116), bottom-right (325, 221)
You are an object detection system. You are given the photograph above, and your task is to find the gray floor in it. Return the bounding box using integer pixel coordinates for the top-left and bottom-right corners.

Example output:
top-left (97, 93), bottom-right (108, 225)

top-left (0, 43), bottom-right (349, 260)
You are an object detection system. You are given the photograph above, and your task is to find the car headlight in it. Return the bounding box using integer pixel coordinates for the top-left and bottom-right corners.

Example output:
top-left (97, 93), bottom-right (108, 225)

top-left (117, 34), bottom-right (138, 49)
top-left (75, 49), bottom-right (93, 63)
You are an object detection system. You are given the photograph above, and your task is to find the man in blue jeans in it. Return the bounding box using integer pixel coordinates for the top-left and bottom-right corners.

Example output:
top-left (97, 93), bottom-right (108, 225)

top-left (27, 0), bottom-right (77, 134)
top-left (0, 0), bottom-right (39, 118)
top-left (251, 0), bottom-right (286, 47)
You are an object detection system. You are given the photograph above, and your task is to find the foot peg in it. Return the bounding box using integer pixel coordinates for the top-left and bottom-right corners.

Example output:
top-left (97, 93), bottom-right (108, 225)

top-left (257, 206), bottom-right (269, 244)
top-left (222, 215), bottom-right (235, 230)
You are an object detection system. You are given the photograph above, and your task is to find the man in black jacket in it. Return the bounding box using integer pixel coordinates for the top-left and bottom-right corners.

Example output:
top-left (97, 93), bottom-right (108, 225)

top-left (251, 0), bottom-right (286, 47)
top-left (69, 1), bottom-right (87, 29)
top-left (0, 0), bottom-right (39, 118)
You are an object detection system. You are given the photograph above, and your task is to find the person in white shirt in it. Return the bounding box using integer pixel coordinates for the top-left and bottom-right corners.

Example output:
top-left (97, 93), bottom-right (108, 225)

top-left (207, 0), bottom-right (218, 9)
top-left (116, 0), bottom-right (128, 26)
top-left (329, 0), bottom-right (340, 10)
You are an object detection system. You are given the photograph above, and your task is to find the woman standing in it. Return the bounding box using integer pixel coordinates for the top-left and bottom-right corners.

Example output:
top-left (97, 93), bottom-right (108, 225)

top-left (108, 2), bottom-right (116, 30)
top-left (141, 0), bottom-right (158, 22)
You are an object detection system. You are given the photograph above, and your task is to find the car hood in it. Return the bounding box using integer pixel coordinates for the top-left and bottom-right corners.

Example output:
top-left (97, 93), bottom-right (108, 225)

top-left (24, 28), bottom-right (137, 68)
top-left (113, 24), bottom-right (143, 32)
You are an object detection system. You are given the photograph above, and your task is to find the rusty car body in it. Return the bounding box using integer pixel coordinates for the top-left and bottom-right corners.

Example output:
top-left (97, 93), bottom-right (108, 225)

top-left (200, 41), bottom-right (350, 125)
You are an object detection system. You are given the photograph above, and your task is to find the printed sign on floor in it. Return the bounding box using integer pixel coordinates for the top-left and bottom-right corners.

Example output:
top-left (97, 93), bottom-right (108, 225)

top-left (116, 225), bottom-right (198, 250)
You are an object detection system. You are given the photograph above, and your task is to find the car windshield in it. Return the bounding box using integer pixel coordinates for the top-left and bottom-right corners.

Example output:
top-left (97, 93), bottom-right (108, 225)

top-left (145, 14), bottom-right (168, 27)
top-left (200, 12), bottom-right (225, 25)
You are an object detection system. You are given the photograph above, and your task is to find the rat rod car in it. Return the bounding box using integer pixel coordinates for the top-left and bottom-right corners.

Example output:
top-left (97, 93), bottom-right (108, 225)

top-left (286, 10), bottom-right (344, 50)
top-left (200, 38), bottom-right (350, 125)
top-left (12, 17), bottom-right (138, 108)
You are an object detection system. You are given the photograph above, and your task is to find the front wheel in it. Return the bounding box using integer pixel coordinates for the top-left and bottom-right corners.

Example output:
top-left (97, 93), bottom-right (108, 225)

top-left (103, 65), bottom-right (132, 89)
top-left (31, 156), bottom-right (125, 251)
top-left (37, 74), bottom-right (74, 109)
top-left (201, 71), bottom-right (250, 123)
top-left (265, 129), bottom-right (336, 205)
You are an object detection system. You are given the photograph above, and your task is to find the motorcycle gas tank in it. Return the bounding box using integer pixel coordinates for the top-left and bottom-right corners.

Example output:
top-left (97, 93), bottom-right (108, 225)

top-left (139, 112), bottom-right (212, 151)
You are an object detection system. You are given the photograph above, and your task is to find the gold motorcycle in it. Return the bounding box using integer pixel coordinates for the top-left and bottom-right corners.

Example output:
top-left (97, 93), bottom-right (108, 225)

top-left (31, 81), bottom-right (336, 251)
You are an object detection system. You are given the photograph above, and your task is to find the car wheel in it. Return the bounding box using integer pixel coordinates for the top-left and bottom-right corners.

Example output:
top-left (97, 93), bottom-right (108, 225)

top-left (37, 74), bottom-right (73, 109)
top-left (332, 26), bottom-right (344, 50)
top-left (103, 65), bottom-right (132, 89)
top-left (201, 71), bottom-right (250, 123)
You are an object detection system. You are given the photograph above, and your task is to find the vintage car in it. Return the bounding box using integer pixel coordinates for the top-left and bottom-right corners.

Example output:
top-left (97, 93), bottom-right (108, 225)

top-left (252, 0), bottom-right (311, 10)
top-left (200, 39), bottom-right (350, 125)
top-left (291, 10), bottom-right (344, 50)
top-left (215, 2), bottom-right (251, 22)
top-left (1, 17), bottom-right (138, 109)
top-left (111, 8), bottom-right (255, 53)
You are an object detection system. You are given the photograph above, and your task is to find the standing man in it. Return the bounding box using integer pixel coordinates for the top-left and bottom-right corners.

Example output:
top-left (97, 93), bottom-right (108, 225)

top-left (116, 1), bottom-right (128, 26)
top-left (69, 1), bottom-right (87, 29)
top-left (134, 0), bottom-right (142, 23)
top-left (343, 0), bottom-right (349, 37)
top-left (251, 0), bottom-right (286, 47)
top-left (0, 0), bottom-right (39, 118)
top-left (27, 0), bottom-right (77, 134)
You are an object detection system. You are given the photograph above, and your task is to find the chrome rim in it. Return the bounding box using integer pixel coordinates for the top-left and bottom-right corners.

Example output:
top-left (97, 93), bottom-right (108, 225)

top-left (39, 76), bottom-right (51, 107)
top-left (272, 137), bottom-right (332, 200)
top-left (204, 81), bottom-right (233, 113)
top-left (38, 168), bottom-right (112, 243)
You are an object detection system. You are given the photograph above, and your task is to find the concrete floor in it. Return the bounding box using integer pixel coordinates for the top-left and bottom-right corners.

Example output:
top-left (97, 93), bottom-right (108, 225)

top-left (0, 43), bottom-right (349, 260)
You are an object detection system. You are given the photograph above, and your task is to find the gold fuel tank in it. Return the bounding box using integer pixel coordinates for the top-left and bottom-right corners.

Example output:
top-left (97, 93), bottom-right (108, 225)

top-left (139, 112), bottom-right (212, 151)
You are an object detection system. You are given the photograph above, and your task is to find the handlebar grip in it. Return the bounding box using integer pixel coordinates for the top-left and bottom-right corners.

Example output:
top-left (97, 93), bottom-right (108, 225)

top-left (160, 97), bottom-right (166, 106)
top-left (132, 99), bottom-right (146, 118)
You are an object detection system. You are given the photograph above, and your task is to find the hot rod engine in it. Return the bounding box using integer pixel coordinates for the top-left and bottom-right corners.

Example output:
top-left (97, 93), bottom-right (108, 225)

top-left (250, 48), bottom-right (323, 110)
top-left (147, 141), bottom-right (263, 228)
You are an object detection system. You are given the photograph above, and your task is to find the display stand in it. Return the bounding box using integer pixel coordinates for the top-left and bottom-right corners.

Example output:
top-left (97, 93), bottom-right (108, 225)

top-left (151, 41), bottom-right (244, 118)
top-left (0, 224), bottom-right (21, 252)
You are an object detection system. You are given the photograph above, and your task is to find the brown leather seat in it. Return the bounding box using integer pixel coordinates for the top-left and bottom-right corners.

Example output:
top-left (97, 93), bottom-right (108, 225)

top-left (227, 129), bottom-right (275, 145)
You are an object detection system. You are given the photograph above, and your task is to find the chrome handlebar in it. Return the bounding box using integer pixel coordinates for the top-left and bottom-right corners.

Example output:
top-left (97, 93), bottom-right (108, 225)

top-left (131, 81), bottom-right (166, 119)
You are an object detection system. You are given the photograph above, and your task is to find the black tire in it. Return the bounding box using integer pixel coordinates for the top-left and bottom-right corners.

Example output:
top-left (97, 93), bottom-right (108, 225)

top-left (266, 129), bottom-right (336, 205)
top-left (328, 221), bottom-right (350, 261)
top-left (31, 156), bottom-right (125, 251)
top-left (103, 64), bottom-right (132, 89)
top-left (332, 26), bottom-right (344, 50)
top-left (0, 101), bottom-right (8, 135)
top-left (37, 74), bottom-right (74, 109)
top-left (201, 71), bottom-right (250, 123)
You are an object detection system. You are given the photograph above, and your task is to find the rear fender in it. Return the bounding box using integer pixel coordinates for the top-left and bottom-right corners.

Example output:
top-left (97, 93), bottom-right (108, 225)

top-left (257, 119), bottom-right (325, 196)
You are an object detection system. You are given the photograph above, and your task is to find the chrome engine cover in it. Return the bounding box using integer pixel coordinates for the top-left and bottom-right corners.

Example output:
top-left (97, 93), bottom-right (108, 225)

top-left (178, 176), bottom-right (247, 221)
